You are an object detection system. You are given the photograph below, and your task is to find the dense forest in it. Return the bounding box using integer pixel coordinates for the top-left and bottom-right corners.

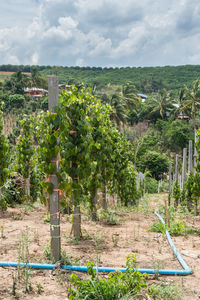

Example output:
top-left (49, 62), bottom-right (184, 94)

top-left (1, 64), bottom-right (200, 92)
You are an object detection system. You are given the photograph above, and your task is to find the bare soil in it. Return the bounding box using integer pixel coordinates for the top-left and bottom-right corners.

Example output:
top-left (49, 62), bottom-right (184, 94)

top-left (0, 193), bottom-right (200, 299)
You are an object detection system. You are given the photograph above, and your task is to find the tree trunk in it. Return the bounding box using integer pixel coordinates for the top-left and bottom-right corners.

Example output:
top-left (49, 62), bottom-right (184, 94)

top-left (102, 183), bottom-right (107, 210)
top-left (25, 177), bottom-right (30, 197)
top-left (194, 197), bottom-right (198, 216)
top-left (73, 204), bottom-right (81, 238)
top-left (91, 187), bottom-right (98, 221)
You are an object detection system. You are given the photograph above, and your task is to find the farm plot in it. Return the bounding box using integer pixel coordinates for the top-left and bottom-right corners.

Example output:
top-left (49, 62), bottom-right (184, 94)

top-left (0, 193), bottom-right (200, 299)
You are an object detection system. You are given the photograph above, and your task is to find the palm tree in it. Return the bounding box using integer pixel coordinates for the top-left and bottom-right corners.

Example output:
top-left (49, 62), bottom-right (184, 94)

top-left (180, 78), bottom-right (200, 132)
top-left (30, 66), bottom-right (41, 87)
top-left (148, 89), bottom-right (173, 140)
top-left (121, 81), bottom-right (140, 111)
top-left (107, 93), bottom-right (127, 129)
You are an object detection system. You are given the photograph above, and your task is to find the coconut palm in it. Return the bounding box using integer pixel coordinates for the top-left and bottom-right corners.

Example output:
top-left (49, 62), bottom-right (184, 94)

top-left (121, 81), bottom-right (140, 111)
top-left (180, 78), bottom-right (200, 131)
top-left (109, 94), bottom-right (127, 128)
top-left (147, 89), bottom-right (173, 140)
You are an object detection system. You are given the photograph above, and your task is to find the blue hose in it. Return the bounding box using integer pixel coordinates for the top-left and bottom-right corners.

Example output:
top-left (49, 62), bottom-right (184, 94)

top-left (0, 212), bottom-right (192, 276)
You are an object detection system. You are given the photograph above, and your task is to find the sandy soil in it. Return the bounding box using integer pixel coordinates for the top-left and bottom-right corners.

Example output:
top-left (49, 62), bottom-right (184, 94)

top-left (0, 193), bottom-right (199, 299)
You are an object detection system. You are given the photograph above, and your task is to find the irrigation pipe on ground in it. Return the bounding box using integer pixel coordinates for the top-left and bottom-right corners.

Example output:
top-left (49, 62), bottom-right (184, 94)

top-left (0, 211), bottom-right (192, 276)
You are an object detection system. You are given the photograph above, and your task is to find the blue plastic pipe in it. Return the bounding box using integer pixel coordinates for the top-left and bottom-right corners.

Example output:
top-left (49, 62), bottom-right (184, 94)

top-left (0, 211), bottom-right (192, 276)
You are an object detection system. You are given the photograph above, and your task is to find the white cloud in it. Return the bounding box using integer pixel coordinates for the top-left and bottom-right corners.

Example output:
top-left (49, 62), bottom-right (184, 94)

top-left (0, 0), bottom-right (200, 66)
top-left (31, 52), bottom-right (39, 65)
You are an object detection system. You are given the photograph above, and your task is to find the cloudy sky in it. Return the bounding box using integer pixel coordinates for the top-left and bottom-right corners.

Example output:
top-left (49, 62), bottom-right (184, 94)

top-left (0, 0), bottom-right (200, 67)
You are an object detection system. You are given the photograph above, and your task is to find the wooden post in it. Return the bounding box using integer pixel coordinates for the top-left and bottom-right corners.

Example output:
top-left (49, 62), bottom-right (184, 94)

top-left (48, 76), bottom-right (61, 262)
top-left (158, 180), bottom-right (161, 193)
top-left (182, 148), bottom-right (187, 189)
top-left (194, 131), bottom-right (199, 215)
top-left (175, 154), bottom-right (179, 181)
top-left (188, 140), bottom-right (193, 173)
top-left (168, 161), bottom-right (172, 205)
top-left (165, 199), bottom-right (170, 227)
top-left (194, 131), bottom-right (198, 174)
top-left (136, 173), bottom-right (140, 191)
top-left (179, 174), bottom-right (182, 190)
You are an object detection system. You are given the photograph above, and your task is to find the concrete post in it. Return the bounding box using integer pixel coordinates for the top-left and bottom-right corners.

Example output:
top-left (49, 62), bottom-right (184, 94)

top-left (48, 76), bottom-right (61, 262)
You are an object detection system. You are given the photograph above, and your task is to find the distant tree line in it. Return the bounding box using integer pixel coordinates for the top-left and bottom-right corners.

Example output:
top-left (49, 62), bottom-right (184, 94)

top-left (1, 64), bottom-right (200, 92)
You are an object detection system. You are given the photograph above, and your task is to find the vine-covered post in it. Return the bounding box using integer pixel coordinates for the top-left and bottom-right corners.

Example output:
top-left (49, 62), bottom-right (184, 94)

top-left (48, 76), bottom-right (61, 262)
top-left (0, 108), bottom-right (9, 207)
top-left (188, 140), bottom-right (193, 173)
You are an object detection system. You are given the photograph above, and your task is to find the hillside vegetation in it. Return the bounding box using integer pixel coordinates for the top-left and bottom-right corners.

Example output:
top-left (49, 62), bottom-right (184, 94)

top-left (1, 64), bottom-right (200, 92)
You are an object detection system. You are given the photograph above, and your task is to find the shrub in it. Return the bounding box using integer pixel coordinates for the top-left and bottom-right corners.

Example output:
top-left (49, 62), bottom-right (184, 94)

top-left (149, 219), bottom-right (187, 236)
top-left (145, 177), bottom-right (158, 194)
top-left (1, 176), bottom-right (23, 209)
top-left (68, 254), bottom-right (147, 300)
top-left (99, 209), bottom-right (119, 225)
top-left (139, 151), bottom-right (169, 180)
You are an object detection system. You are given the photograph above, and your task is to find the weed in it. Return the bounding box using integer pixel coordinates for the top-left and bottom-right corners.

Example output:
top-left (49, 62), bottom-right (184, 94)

top-left (60, 250), bottom-right (73, 266)
top-left (112, 233), bottom-right (119, 247)
top-left (36, 283), bottom-right (44, 294)
top-left (43, 212), bottom-right (50, 223)
top-left (11, 274), bottom-right (18, 299)
top-left (133, 224), bottom-right (140, 241)
top-left (12, 214), bottom-right (23, 221)
top-left (149, 221), bottom-right (166, 234)
top-left (93, 231), bottom-right (104, 251)
top-left (68, 254), bottom-right (147, 300)
top-left (23, 203), bottom-right (35, 215)
top-left (149, 219), bottom-right (191, 236)
top-left (0, 225), bottom-right (5, 239)
top-left (17, 227), bottom-right (32, 294)
top-left (43, 242), bottom-right (52, 262)
top-left (152, 259), bottom-right (164, 280)
top-left (99, 209), bottom-right (119, 225)
top-left (33, 229), bottom-right (40, 245)
top-left (148, 282), bottom-right (183, 300)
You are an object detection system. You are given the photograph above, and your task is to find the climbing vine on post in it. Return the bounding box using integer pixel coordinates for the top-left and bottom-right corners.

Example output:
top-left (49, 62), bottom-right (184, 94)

top-left (16, 116), bottom-right (34, 198)
top-left (0, 107), bottom-right (9, 210)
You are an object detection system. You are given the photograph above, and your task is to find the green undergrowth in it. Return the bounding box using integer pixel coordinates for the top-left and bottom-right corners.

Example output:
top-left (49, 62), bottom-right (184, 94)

top-left (68, 254), bottom-right (183, 300)
top-left (153, 204), bottom-right (200, 235)
top-left (68, 254), bottom-right (147, 300)
top-left (99, 208), bottom-right (119, 225)
top-left (148, 282), bottom-right (183, 300)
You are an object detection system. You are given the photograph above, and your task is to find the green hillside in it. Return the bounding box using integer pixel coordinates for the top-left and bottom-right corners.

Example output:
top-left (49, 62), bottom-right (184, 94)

top-left (1, 64), bottom-right (200, 92)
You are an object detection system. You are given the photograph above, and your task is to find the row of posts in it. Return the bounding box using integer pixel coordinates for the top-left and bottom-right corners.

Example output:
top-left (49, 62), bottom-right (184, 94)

top-left (169, 136), bottom-right (198, 196)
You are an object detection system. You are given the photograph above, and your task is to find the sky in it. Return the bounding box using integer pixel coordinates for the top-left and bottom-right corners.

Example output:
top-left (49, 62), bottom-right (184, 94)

top-left (0, 0), bottom-right (200, 67)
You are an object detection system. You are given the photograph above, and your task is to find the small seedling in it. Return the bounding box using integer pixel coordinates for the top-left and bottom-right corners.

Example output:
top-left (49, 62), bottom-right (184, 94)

top-left (152, 259), bottom-right (164, 280)
top-left (12, 214), bottom-right (23, 221)
top-left (43, 213), bottom-right (50, 223)
top-left (36, 283), bottom-right (44, 294)
top-left (33, 229), bottom-right (40, 245)
top-left (112, 233), bottom-right (119, 247)
top-left (1, 225), bottom-right (5, 238)
top-left (17, 227), bottom-right (32, 294)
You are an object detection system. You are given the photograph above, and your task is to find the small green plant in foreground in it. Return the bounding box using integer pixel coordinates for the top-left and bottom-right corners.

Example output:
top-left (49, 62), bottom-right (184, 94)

top-left (68, 254), bottom-right (147, 300)
top-left (17, 227), bottom-right (32, 294)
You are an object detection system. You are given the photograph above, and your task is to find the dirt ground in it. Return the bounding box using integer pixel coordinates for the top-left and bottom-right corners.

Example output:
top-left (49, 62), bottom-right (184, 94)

top-left (0, 193), bottom-right (200, 299)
